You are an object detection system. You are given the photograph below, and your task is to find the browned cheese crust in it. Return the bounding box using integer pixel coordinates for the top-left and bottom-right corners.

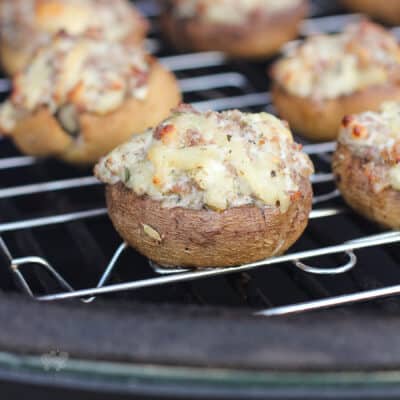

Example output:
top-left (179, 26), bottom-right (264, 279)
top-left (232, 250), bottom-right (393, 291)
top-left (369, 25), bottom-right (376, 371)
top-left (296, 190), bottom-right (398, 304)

top-left (160, 1), bottom-right (308, 59)
top-left (8, 60), bottom-right (182, 164)
top-left (105, 179), bottom-right (312, 268)
top-left (272, 83), bottom-right (400, 141)
top-left (332, 143), bottom-right (400, 229)
top-left (0, 27), bottom-right (147, 76)
top-left (342, 0), bottom-right (400, 25)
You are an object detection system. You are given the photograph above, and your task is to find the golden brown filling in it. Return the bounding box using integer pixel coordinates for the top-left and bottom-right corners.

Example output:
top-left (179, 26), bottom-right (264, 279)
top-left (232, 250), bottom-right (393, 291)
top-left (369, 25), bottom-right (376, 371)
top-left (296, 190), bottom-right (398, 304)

top-left (0, 0), bottom-right (146, 51)
top-left (339, 102), bottom-right (400, 192)
top-left (273, 21), bottom-right (400, 99)
top-left (95, 104), bottom-right (313, 212)
top-left (170, 0), bottom-right (302, 25)
top-left (0, 33), bottom-right (150, 133)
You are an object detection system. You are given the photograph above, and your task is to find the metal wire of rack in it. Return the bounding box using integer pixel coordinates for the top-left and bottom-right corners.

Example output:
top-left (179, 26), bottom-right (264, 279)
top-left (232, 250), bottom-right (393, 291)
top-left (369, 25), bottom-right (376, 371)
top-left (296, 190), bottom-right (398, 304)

top-left (1, 5), bottom-right (400, 316)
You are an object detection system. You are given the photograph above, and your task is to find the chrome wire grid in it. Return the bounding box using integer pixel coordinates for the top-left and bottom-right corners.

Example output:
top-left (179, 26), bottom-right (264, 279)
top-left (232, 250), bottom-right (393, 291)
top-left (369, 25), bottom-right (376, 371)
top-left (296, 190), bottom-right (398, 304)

top-left (1, 4), bottom-right (400, 316)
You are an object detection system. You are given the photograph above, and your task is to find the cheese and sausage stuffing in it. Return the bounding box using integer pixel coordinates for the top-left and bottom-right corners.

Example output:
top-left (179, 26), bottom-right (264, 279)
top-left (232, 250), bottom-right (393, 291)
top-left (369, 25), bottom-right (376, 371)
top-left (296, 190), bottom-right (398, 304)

top-left (0, 0), bottom-right (146, 53)
top-left (273, 21), bottom-right (400, 100)
top-left (95, 105), bottom-right (314, 212)
top-left (0, 33), bottom-right (150, 133)
top-left (338, 102), bottom-right (400, 193)
top-left (169, 0), bottom-right (302, 25)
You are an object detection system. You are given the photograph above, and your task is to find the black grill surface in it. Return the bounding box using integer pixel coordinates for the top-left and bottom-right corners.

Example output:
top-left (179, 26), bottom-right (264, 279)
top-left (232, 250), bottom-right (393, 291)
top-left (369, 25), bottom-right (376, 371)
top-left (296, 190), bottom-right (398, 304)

top-left (0, 0), bottom-right (400, 385)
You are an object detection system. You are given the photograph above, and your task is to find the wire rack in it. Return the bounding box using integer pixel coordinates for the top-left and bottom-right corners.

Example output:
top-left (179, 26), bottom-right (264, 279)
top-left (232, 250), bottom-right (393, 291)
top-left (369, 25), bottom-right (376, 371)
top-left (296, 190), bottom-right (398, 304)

top-left (1, 2), bottom-right (400, 316)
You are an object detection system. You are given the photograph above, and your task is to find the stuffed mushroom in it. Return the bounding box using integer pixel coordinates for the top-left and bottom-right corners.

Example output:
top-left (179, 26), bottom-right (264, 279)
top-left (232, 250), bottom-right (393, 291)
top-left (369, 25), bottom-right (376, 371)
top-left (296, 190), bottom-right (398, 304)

top-left (333, 102), bottom-right (400, 229)
top-left (160, 0), bottom-right (308, 59)
top-left (272, 21), bottom-right (400, 141)
top-left (0, 0), bottom-right (148, 75)
top-left (95, 104), bottom-right (314, 268)
top-left (0, 33), bottom-right (181, 164)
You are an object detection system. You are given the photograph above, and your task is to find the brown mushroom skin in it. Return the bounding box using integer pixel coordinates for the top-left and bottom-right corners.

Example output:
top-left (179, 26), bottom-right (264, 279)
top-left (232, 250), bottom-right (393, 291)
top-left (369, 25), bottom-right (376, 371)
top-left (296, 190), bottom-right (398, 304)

top-left (0, 42), bottom-right (31, 77)
top-left (6, 59), bottom-right (182, 165)
top-left (341, 0), bottom-right (400, 26)
top-left (272, 83), bottom-right (400, 141)
top-left (160, 1), bottom-right (308, 59)
top-left (333, 143), bottom-right (400, 229)
top-left (105, 179), bottom-right (312, 268)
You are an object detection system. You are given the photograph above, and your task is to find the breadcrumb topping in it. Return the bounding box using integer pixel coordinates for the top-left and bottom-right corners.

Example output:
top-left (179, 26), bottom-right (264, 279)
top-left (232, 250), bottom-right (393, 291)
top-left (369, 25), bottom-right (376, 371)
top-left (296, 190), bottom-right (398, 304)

top-left (339, 102), bottom-right (400, 192)
top-left (273, 21), bottom-right (400, 100)
top-left (95, 104), bottom-right (313, 212)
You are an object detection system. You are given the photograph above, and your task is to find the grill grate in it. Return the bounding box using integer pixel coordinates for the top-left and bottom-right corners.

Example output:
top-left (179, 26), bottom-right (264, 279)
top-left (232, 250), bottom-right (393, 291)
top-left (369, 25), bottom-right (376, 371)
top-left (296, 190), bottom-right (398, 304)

top-left (1, 0), bottom-right (400, 316)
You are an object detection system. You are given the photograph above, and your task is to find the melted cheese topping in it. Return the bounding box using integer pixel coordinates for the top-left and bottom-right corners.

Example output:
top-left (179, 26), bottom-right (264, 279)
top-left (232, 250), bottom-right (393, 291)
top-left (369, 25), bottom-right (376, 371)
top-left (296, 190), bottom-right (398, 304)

top-left (95, 105), bottom-right (313, 212)
top-left (339, 102), bottom-right (400, 192)
top-left (170, 0), bottom-right (302, 24)
top-left (0, 34), bottom-right (150, 132)
top-left (273, 21), bottom-right (400, 99)
top-left (0, 0), bottom-right (146, 51)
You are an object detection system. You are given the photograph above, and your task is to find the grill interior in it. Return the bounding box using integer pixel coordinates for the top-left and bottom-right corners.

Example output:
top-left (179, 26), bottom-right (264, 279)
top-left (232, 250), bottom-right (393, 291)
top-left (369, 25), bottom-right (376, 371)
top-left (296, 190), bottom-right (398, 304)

top-left (1, 0), bottom-right (400, 315)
